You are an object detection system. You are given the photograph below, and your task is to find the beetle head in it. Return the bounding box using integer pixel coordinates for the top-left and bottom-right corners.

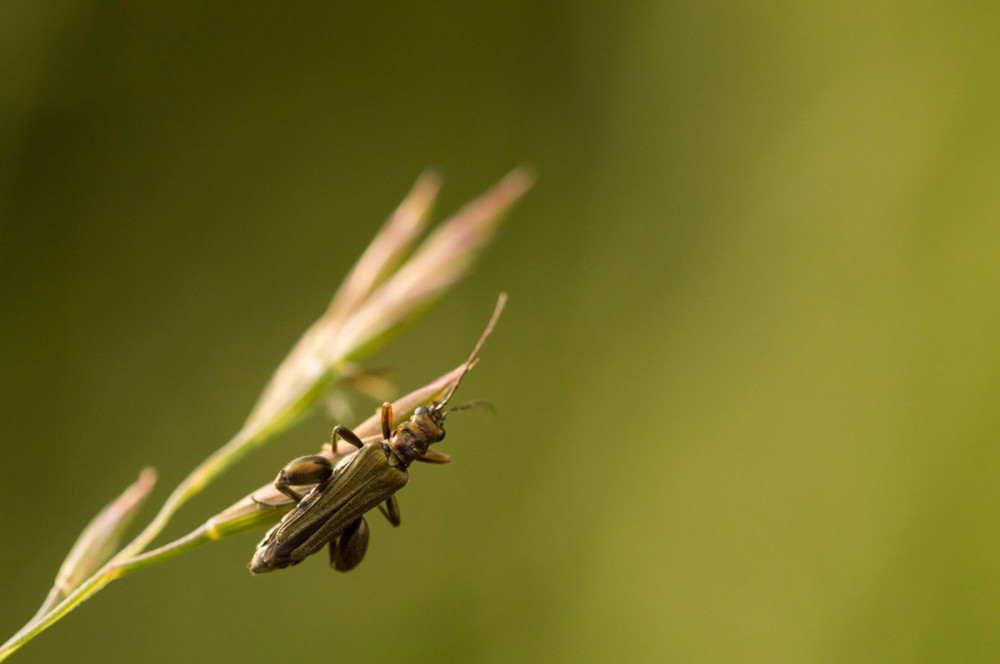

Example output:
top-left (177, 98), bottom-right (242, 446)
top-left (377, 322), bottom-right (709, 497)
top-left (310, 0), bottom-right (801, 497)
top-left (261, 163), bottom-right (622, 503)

top-left (387, 406), bottom-right (445, 464)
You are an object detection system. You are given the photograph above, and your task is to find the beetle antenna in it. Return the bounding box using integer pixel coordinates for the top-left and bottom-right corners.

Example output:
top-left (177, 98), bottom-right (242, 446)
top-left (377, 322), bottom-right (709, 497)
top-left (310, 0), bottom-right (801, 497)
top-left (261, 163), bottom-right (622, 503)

top-left (443, 399), bottom-right (495, 417)
top-left (437, 293), bottom-right (507, 410)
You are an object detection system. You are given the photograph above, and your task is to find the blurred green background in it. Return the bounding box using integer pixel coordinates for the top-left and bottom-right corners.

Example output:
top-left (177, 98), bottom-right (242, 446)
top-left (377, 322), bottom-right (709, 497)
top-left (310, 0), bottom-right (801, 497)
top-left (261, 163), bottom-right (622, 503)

top-left (3, 2), bottom-right (1000, 663)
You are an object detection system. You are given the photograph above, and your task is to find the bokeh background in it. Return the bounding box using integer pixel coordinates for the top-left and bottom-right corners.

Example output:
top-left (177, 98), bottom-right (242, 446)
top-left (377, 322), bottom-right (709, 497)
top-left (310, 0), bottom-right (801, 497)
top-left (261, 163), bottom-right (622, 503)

top-left (3, 2), bottom-right (1000, 663)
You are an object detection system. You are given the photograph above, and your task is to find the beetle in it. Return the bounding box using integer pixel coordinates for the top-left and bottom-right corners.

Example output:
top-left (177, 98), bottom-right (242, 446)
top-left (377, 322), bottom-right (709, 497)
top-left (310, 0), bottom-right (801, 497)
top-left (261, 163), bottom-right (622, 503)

top-left (249, 294), bottom-right (506, 574)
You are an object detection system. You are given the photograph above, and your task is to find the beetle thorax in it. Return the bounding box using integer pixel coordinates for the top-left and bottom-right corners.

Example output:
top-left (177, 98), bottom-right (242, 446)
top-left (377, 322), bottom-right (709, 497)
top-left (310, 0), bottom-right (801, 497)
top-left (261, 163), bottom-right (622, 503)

top-left (387, 411), bottom-right (446, 465)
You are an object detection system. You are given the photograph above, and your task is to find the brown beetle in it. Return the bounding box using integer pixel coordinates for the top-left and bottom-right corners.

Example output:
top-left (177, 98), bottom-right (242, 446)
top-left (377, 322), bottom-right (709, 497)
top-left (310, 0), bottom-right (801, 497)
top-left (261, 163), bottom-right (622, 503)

top-left (249, 294), bottom-right (506, 574)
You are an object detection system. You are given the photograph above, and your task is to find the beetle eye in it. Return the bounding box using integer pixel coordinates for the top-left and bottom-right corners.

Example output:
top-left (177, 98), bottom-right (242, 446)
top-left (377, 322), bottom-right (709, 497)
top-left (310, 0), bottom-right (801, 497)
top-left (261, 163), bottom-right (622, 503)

top-left (414, 406), bottom-right (428, 416)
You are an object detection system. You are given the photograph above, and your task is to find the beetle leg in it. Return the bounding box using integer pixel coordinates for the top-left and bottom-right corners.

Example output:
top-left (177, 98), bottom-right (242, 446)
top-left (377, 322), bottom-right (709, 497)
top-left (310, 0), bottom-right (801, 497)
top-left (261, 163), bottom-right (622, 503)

top-left (274, 455), bottom-right (333, 502)
top-left (332, 424), bottom-right (365, 450)
top-left (331, 517), bottom-right (370, 571)
top-left (380, 402), bottom-right (393, 440)
top-left (377, 495), bottom-right (401, 526)
top-left (416, 448), bottom-right (451, 464)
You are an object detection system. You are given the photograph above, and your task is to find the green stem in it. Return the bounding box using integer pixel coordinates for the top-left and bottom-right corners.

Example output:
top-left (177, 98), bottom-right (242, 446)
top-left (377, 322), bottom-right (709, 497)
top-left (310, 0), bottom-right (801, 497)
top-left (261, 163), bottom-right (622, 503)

top-left (113, 526), bottom-right (214, 575)
top-left (1, 565), bottom-right (113, 660)
top-left (0, 526), bottom-right (214, 661)
top-left (0, 425), bottom-right (260, 662)
top-left (0, 391), bottom-right (313, 660)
